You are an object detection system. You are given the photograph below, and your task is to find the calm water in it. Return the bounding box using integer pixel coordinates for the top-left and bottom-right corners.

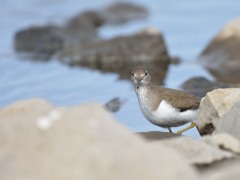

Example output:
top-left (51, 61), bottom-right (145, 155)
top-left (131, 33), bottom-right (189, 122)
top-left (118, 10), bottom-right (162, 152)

top-left (1, 0), bottom-right (240, 137)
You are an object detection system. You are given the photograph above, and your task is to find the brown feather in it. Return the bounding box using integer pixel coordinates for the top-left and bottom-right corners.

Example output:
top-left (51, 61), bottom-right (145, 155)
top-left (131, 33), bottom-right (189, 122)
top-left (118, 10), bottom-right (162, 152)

top-left (147, 85), bottom-right (200, 111)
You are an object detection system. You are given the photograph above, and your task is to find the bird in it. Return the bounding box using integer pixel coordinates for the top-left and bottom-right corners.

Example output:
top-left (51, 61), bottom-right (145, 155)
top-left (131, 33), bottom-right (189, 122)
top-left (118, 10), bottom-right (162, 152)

top-left (131, 66), bottom-right (201, 134)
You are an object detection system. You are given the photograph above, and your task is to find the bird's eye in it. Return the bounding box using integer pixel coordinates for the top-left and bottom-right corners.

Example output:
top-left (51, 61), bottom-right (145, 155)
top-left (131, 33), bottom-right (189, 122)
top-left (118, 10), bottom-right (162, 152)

top-left (144, 71), bottom-right (148, 76)
top-left (131, 72), bottom-right (134, 76)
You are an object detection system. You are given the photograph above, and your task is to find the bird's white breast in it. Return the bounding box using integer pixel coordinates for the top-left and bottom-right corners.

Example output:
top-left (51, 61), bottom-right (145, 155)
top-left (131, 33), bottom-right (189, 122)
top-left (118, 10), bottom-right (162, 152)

top-left (152, 100), bottom-right (198, 127)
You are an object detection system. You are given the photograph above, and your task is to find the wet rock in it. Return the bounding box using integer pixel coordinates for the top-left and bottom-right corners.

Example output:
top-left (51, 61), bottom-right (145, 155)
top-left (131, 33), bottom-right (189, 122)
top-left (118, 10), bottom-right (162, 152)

top-left (14, 13), bottom-right (100, 58)
top-left (101, 2), bottom-right (148, 24)
top-left (64, 11), bottom-right (103, 42)
top-left (180, 76), bottom-right (229, 97)
top-left (160, 136), bottom-right (234, 165)
top-left (14, 2), bottom-right (148, 59)
top-left (14, 25), bottom-right (67, 57)
top-left (60, 30), bottom-right (170, 83)
top-left (0, 99), bottom-right (198, 180)
top-left (196, 88), bottom-right (240, 136)
top-left (198, 18), bottom-right (240, 83)
top-left (138, 131), bottom-right (181, 141)
top-left (104, 97), bottom-right (127, 112)
top-left (214, 102), bottom-right (240, 140)
top-left (61, 30), bottom-right (169, 65)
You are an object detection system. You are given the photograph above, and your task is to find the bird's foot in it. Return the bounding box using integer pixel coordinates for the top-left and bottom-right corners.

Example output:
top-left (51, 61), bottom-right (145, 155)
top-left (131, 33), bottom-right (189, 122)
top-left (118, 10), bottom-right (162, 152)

top-left (167, 127), bottom-right (172, 133)
top-left (177, 122), bottom-right (196, 134)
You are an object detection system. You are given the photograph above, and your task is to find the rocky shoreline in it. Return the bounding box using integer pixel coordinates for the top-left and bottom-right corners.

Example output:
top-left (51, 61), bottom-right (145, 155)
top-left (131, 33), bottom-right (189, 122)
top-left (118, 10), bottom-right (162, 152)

top-left (6, 2), bottom-right (240, 179)
top-left (1, 88), bottom-right (240, 179)
top-left (14, 3), bottom-right (240, 87)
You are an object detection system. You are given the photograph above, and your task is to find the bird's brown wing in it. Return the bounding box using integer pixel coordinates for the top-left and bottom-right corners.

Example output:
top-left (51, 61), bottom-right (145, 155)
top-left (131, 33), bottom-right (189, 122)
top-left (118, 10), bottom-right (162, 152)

top-left (162, 89), bottom-right (200, 112)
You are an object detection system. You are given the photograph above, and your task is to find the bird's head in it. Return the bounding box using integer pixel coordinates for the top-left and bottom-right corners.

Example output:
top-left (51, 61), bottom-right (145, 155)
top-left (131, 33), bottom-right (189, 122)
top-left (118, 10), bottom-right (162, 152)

top-left (131, 66), bottom-right (151, 89)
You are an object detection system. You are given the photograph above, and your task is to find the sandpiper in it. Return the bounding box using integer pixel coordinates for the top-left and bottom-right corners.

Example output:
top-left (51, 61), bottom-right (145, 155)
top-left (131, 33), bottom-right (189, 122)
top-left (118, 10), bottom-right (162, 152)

top-left (131, 66), bottom-right (200, 134)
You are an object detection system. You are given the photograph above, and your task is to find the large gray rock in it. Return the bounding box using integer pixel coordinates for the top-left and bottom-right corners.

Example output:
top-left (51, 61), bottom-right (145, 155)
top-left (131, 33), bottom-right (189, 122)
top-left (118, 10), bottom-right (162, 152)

top-left (196, 88), bottom-right (240, 136)
top-left (0, 99), bottom-right (198, 180)
top-left (198, 18), bottom-right (240, 83)
top-left (14, 26), bottom-right (67, 56)
top-left (60, 29), bottom-right (170, 82)
top-left (14, 12), bottom-right (100, 58)
top-left (214, 102), bottom-right (240, 140)
top-left (60, 30), bottom-right (169, 65)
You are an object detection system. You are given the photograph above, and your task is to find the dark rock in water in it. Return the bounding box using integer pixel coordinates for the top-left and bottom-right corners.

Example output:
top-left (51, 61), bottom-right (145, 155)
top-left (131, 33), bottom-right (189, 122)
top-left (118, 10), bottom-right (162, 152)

top-left (180, 76), bottom-right (229, 97)
top-left (61, 30), bottom-right (169, 65)
top-left (60, 30), bottom-right (170, 83)
top-left (13, 3), bottom-right (167, 83)
top-left (14, 11), bottom-right (103, 58)
top-left (14, 25), bottom-right (67, 56)
top-left (101, 2), bottom-right (148, 24)
top-left (64, 11), bottom-right (103, 42)
top-left (14, 13), bottom-right (101, 58)
top-left (198, 18), bottom-right (240, 84)
top-left (104, 97), bottom-right (127, 113)
top-left (138, 131), bottom-right (180, 141)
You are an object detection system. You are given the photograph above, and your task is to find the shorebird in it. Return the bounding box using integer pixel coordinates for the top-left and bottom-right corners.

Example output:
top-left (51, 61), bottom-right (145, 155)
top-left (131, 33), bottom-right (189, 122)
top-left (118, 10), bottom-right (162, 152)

top-left (131, 66), bottom-right (200, 134)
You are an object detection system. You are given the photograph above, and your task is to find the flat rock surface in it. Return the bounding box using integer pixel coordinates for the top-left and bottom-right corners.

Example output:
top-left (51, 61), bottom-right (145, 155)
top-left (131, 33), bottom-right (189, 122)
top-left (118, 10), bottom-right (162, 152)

top-left (138, 131), bottom-right (181, 140)
top-left (159, 136), bottom-right (234, 165)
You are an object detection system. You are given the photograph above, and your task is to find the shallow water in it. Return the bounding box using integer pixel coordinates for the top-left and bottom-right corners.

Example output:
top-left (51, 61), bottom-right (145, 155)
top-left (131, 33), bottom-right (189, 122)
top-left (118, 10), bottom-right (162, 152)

top-left (1, 0), bottom-right (240, 137)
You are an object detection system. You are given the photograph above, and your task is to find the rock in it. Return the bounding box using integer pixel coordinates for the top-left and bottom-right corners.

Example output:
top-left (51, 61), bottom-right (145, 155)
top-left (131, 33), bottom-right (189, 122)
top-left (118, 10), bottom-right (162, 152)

top-left (214, 102), bottom-right (240, 140)
top-left (202, 133), bottom-right (240, 154)
top-left (60, 30), bottom-right (170, 83)
top-left (198, 18), bottom-right (240, 83)
top-left (13, 3), bottom-right (169, 82)
top-left (64, 11), bottom-right (103, 41)
top-left (0, 99), bottom-right (198, 180)
top-left (61, 31), bottom-right (169, 65)
top-left (14, 14), bottom-right (100, 58)
top-left (14, 2), bottom-right (148, 59)
top-left (14, 25), bottom-right (67, 57)
top-left (138, 131), bottom-right (181, 141)
top-left (104, 97), bottom-right (127, 112)
top-left (101, 2), bottom-right (148, 24)
top-left (14, 11), bottom-right (103, 58)
top-left (196, 88), bottom-right (240, 136)
top-left (160, 136), bottom-right (235, 165)
top-left (180, 76), bottom-right (229, 97)
top-left (136, 27), bottom-right (162, 36)
top-left (203, 160), bottom-right (240, 180)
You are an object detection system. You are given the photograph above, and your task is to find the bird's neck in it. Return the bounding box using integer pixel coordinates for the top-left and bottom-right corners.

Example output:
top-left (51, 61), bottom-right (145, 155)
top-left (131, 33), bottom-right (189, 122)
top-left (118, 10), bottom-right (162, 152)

top-left (135, 85), bottom-right (150, 101)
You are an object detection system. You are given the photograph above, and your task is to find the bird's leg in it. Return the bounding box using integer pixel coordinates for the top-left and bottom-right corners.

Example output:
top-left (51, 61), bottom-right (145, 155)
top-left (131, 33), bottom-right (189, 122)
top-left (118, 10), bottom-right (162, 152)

top-left (177, 122), bottom-right (196, 134)
top-left (167, 127), bottom-right (172, 133)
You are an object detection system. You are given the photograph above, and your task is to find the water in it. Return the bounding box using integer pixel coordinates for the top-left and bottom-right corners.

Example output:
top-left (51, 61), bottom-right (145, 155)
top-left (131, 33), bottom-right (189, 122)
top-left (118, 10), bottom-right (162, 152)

top-left (1, 0), bottom-right (240, 137)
